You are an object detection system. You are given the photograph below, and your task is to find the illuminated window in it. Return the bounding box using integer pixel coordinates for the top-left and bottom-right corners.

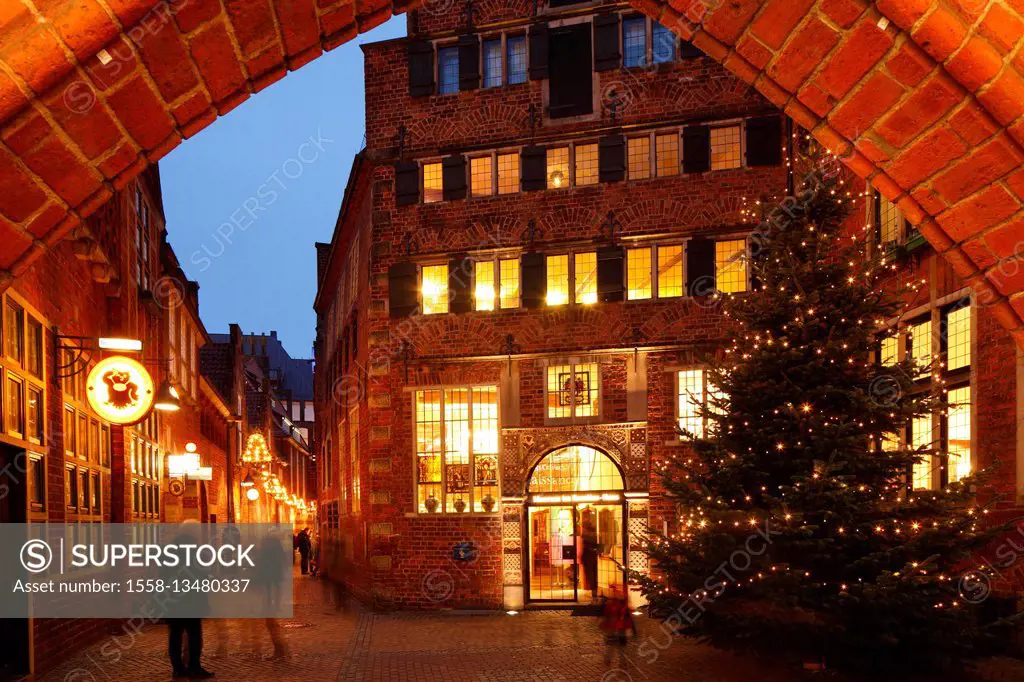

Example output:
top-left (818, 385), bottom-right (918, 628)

top-left (415, 387), bottom-right (499, 513)
top-left (350, 408), bottom-right (360, 513)
top-left (499, 258), bottom-right (520, 308)
top-left (945, 385), bottom-right (971, 484)
top-left (880, 334), bottom-right (898, 366)
top-left (655, 134), bottom-right (679, 177)
top-left (657, 245), bottom-right (684, 298)
top-left (546, 255), bottom-right (569, 306)
top-left (574, 252), bottom-right (598, 304)
top-left (475, 260), bottom-right (496, 311)
top-left (944, 303), bottom-right (970, 372)
top-left (438, 46), bottom-right (459, 94)
top-left (423, 162), bottom-right (443, 203)
top-left (507, 36), bottom-right (527, 84)
top-left (677, 369), bottom-right (704, 438)
top-left (421, 264), bottom-right (449, 314)
top-left (471, 156), bottom-right (494, 197)
top-left (6, 375), bottom-right (24, 438)
top-left (483, 39), bottom-right (503, 88)
top-left (623, 17), bottom-right (647, 68)
top-left (528, 445), bottom-right (623, 492)
top-left (877, 193), bottom-right (903, 247)
top-left (908, 319), bottom-right (932, 378)
top-left (5, 299), bottom-right (23, 364)
top-left (652, 22), bottom-right (676, 63)
top-left (497, 153), bottom-right (519, 194)
top-left (547, 362), bottom-right (599, 420)
top-left (547, 147), bottom-right (570, 189)
top-left (911, 414), bottom-right (934, 490)
top-left (627, 247), bottom-right (652, 300)
top-left (715, 239), bottom-right (747, 293)
top-left (710, 125), bottom-right (742, 170)
top-left (628, 136), bottom-right (651, 180)
top-left (575, 143), bottom-right (599, 186)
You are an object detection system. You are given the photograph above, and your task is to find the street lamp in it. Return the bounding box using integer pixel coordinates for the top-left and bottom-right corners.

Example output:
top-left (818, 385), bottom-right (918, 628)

top-left (154, 380), bottom-right (180, 411)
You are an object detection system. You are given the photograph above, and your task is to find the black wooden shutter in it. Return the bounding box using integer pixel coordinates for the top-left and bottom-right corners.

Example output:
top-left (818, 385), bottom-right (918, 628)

top-left (521, 252), bottom-right (546, 309)
top-left (521, 145), bottom-right (547, 192)
top-left (686, 238), bottom-right (716, 296)
top-left (593, 14), bottom-right (621, 72)
top-left (683, 125), bottom-right (710, 174)
top-left (449, 254), bottom-right (473, 313)
top-left (679, 40), bottom-right (702, 59)
top-left (599, 134), bottom-right (625, 183)
top-left (597, 245), bottom-right (625, 302)
top-left (746, 116), bottom-right (782, 167)
top-left (458, 34), bottom-right (480, 91)
top-left (394, 161), bottom-right (420, 206)
top-left (548, 24), bottom-right (593, 118)
top-left (442, 154), bottom-right (467, 201)
top-left (529, 23), bottom-right (549, 80)
top-left (389, 261), bottom-right (419, 318)
top-left (408, 40), bottom-right (434, 97)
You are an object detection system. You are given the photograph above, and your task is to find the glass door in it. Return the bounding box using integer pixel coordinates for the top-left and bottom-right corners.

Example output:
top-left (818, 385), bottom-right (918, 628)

top-left (528, 505), bottom-right (578, 601)
top-left (578, 503), bottom-right (624, 603)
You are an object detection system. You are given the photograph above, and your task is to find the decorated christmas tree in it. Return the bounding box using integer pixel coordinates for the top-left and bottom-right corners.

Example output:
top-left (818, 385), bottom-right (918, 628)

top-left (637, 154), bottom-right (1020, 672)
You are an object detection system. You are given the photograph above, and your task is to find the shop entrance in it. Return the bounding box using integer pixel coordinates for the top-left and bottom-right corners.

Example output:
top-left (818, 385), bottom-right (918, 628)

top-left (525, 445), bottom-right (625, 604)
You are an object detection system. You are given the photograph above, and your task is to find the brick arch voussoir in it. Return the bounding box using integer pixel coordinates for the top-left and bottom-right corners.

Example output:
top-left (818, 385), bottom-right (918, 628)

top-left (1, 0), bottom-right (1023, 341)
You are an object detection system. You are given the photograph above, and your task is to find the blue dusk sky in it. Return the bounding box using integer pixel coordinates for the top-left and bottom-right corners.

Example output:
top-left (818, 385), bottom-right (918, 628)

top-left (160, 17), bottom-right (406, 361)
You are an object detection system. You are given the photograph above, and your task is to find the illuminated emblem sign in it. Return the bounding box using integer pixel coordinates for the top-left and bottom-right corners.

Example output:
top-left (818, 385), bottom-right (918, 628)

top-left (85, 356), bottom-right (155, 425)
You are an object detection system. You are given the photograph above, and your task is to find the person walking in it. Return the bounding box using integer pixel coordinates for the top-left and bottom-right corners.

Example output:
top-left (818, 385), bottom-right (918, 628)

top-left (599, 586), bottom-right (636, 666)
top-left (166, 522), bottom-right (215, 679)
top-left (297, 528), bottom-right (312, 575)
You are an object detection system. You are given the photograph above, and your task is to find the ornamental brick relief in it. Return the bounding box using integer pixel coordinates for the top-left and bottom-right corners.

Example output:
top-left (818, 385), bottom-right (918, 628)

top-left (500, 423), bottom-right (648, 496)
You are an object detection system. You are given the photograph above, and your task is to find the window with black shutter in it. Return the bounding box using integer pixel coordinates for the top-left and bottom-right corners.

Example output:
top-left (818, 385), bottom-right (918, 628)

top-left (521, 252), bottom-right (546, 309)
top-left (529, 24), bottom-right (549, 80)
top-left (679, 40), bottom-right (702, 59)
top-left (521, 145), bottom-right (547, 192)
top-left (442, 154), bottom-right (467, 201)
top-left (388, 261), bottom-right (419, 318)
top-left (449, 255), bottom-right (474, 313)
top-left (746, 116), bottom-right (782, 167)
top-left (593, 14), bottom-right (621, 72)
top-left (598, 134), bottom-right (625, 183)
top-left (458, 34), bottom-right (480, 91)
top-left (683, 125), bottom-right (710, 174)
top-left (686, 238), bottom-right (715, 296)
top-left (408, 41), bottom-right (434, 97)
top-left (548, 23), bottom-right (593, 118)
top-left (597, 245), bottom-right (625, 302)
top-left (394, 162), bottom-right (420, 206)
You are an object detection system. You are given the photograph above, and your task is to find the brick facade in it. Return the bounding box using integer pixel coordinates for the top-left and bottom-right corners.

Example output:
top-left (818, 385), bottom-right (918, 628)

top-left (0, 167), bottom-right (243, 676)
top-left (314, 1), bottom-right (1024, 613)
top-left (2, 1), bottom-right (1024, 342)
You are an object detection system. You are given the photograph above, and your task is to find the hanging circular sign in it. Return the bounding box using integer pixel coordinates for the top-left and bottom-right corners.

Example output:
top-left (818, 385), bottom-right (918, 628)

top-left (168, 479), bottom-right (185, 497)
top-left (85, 356), bottom-right (155, 425)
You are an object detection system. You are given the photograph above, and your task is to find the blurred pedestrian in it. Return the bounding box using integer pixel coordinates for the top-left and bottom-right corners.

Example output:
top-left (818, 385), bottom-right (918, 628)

top-left (297, 528), bottom-right (312, 575)
top-left (599, 586), bottom-right (635, 666)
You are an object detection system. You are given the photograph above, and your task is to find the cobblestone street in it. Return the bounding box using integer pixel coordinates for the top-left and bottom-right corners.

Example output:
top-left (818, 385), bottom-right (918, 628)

top-left (33, 571), bottom-right (1024, 682)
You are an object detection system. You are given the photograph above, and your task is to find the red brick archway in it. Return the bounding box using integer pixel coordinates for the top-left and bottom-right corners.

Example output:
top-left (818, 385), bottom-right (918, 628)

top-left (1, 1), bottom-right (1023, 337)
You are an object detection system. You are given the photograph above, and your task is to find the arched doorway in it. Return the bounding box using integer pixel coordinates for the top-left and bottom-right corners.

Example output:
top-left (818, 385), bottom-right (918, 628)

top-left (525, 445), bottom-right (626, 604)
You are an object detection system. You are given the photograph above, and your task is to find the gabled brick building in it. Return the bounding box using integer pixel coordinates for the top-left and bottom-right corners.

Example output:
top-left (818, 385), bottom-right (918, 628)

top-left (314, 0), bottom-right (1024, 613)
top-left (316, 0), bottom-right (795, 610)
